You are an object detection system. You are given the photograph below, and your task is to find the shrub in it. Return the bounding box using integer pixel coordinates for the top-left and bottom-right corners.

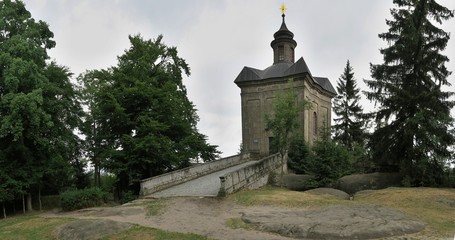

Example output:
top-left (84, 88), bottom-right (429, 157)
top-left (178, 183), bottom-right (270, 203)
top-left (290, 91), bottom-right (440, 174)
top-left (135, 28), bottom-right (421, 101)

top-left (287, 135), bottom-right (311, 174)
top-left (119, 190), bottom-right (136, 204)
top-left (350, 143), bottom-right (374, 173)
top-left (60, 187), bottom-right (107, 211)
top-left (308, 138), bottom-right (352, 187)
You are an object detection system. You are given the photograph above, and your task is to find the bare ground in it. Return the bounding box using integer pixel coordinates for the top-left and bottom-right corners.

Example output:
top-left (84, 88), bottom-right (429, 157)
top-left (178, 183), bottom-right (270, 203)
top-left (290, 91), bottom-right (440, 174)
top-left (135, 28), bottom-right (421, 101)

top-left (42, 197), bottom-right (295, 240)
top-left (41, 196), bottom-right (438, 240)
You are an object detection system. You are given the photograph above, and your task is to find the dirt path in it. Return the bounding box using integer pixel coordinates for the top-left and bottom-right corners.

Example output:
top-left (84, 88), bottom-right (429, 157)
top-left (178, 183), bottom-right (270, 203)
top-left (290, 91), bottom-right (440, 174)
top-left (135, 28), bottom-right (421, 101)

top-left (41, 196), bottom-right (434, 240)
top-left (42, 197), bottom-right (295, 240)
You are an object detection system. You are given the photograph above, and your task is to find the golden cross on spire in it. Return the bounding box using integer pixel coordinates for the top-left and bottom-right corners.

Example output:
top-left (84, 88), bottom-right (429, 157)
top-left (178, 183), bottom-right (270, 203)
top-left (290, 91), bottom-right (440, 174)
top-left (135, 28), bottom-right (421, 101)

top-left (280, 3), bottom-right (287, 14)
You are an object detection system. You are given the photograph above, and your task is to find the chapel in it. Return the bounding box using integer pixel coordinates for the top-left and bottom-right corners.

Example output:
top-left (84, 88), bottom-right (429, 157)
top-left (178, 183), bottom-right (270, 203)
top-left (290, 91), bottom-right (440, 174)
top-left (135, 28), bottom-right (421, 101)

top-left (234, 9), bottom-right (337, 159)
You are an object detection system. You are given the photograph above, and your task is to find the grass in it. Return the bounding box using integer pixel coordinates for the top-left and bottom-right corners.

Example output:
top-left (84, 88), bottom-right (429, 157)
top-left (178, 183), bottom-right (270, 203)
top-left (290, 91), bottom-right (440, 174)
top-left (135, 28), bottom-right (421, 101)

top-left (102, 225), bottom-right (210, 240)
top-left (0, 215), bottom-right (74, 240)
top-left (2, 187), bottom-right (453, 239)
top-left (225, 218), bottom-right (255, 230)
top-left (125, 198), bottom-right (168, 217)
top-left (0, 215), bottom-right (209, 240)
top-left (229, 186), bottom-right (352, 208)
top-left (144, 198), bottom-right (167, 217)
top-left (230, 186), bottom-right (455, 238)
top-left (355, 187), bottom-right (455, 238)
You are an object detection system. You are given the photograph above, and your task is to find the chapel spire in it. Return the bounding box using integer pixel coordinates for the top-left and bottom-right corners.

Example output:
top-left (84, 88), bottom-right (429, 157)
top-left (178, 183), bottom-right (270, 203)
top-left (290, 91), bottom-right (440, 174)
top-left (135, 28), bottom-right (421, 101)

top-left (271, 4), bottom-right (297, 64)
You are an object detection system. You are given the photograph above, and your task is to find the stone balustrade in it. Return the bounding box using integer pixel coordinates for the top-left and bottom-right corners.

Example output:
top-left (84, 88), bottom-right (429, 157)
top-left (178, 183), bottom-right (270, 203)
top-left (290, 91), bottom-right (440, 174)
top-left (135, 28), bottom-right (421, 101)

top-left (140, 154), bottom-right (250, 196)
top-left (218, 153), bottom-right (285, 197)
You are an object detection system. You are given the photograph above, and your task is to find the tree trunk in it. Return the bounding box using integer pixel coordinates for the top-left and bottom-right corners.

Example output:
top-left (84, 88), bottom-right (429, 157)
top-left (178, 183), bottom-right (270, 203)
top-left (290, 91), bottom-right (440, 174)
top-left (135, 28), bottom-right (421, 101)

top-left (94, 156), bottom-right (99, 187)
top-left (280, 154), bottom-right (285, 187)
top-left (26, 193), bottom-right (33, 212)
top-left (38, 188), bottom-right (42, 211)
top-left (2, 202), bottom-right (6, 219)
top-left (22, 194), bottom-right (25, 214)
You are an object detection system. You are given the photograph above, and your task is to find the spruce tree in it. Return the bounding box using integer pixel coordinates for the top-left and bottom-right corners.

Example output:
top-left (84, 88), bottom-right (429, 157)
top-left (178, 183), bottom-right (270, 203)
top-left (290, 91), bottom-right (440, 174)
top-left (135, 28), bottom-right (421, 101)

top-left (333, 60), bottom-right (365, 149)
top-left (365, 0), bottom-right (454, 185)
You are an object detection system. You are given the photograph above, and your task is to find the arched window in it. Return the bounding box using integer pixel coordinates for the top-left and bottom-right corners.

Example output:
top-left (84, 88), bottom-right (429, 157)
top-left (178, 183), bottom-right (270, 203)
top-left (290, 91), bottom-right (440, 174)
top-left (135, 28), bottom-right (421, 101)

top-left (313, 112), bottom-right (318, 135)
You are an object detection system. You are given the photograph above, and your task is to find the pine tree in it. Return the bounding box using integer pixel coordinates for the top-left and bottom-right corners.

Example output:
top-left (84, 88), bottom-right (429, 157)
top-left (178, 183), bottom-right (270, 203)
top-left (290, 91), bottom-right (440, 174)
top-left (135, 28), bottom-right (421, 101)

top-left (365, 0), bottom-right (454, 185)
top-left (333, 60), bottom-right (365, 149)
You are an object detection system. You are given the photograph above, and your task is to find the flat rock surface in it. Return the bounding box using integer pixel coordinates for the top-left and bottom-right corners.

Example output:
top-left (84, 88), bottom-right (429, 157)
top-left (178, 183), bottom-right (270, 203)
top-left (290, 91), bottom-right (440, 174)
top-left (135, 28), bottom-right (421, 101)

top-left (242, 204), bottom-right (425, 239)
top-left (54, 219), bottom-right (132, 240)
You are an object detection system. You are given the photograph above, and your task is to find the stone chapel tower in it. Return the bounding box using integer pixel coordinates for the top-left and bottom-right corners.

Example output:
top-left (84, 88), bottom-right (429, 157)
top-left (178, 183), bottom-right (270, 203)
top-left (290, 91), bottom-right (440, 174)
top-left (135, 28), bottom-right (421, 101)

top-left (234, 10), bottom-right (337, 159)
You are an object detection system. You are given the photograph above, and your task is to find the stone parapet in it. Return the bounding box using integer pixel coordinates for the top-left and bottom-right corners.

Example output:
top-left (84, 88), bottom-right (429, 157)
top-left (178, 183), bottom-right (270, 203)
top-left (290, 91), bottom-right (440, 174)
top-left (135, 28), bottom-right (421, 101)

top-left (218, 153), bottom-right (284, 197)
top-left (140, 154), bottom-right (250, 196)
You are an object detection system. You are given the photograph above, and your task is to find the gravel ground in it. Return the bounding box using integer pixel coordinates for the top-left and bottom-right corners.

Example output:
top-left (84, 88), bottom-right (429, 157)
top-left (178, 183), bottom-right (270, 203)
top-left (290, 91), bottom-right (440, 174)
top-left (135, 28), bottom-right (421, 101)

top-left (149, 161), bottom-right (258, 198)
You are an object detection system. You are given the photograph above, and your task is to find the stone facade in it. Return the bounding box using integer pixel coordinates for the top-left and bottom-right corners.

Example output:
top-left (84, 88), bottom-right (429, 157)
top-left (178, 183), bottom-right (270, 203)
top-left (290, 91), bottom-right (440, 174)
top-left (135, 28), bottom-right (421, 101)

top-left (235, 14), bottom-right (336, 159)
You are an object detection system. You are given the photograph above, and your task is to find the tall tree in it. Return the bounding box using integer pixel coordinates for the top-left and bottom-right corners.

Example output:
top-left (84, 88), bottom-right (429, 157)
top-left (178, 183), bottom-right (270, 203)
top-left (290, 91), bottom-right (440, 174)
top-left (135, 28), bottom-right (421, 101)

top-left (333, 60), bottom-right (365, 149)
top-left (80, 35), bottom-right (220, 195)
top-left (265, 80), bottom-right (310, 184)
top-left (0, 0), bottom-right (82, 210)
top-left (365, 0), bottom-right (454, 185)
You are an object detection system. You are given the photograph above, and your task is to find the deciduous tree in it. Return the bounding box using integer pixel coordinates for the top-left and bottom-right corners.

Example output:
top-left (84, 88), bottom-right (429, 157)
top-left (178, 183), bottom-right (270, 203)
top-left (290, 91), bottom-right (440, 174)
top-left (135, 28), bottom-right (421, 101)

top-left (80, 35), bottom-right (220, 196)
top-left (0, 0), bottom-right (83, 211)
top-left (265, 80), bottom-right (310, 183)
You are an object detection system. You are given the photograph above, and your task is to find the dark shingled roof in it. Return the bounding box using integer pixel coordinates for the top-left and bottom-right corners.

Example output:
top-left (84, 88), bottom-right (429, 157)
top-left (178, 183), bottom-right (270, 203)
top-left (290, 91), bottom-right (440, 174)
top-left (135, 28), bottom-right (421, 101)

top-left (314, 77), bottom-right (337, 94)
top-left (234, 57), bottom-right (336, 95)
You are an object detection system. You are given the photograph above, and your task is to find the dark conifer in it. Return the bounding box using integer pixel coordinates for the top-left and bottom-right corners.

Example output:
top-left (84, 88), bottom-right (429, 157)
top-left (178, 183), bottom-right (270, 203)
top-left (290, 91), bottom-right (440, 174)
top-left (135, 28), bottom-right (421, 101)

top-left (365, 0), bottom-right (454, 185)
top-left (333, 60), bottom-right (365, 149)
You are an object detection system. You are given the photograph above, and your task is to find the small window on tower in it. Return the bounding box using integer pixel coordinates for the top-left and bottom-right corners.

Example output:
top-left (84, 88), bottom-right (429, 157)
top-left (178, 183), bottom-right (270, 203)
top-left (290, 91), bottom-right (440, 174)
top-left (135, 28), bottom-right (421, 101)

top-left (278, 46), bottom-right (284, 61)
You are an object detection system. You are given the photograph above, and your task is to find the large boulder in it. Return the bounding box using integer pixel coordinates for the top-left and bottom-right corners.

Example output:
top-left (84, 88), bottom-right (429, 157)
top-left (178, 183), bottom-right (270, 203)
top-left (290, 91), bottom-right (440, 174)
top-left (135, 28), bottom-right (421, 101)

top-left (278, 174), bottom-right (316, 191)
top-left (336, 172), bottom-right (402, 194)
top-left (55, 219), bottom-right (132, 240)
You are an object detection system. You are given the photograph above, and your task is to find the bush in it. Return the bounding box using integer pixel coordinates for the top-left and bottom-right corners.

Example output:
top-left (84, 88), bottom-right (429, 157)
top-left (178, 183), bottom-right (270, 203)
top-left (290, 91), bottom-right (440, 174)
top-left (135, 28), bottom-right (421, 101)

top-left (308, 138), bottom-right (352, 187)
top-left (100, 174), bottom-right (117, 194)
top-left (119, 190), bottom-right (136, 204)
top-left (287, 135), bottom-right (311, 174)
top-left (350, 143), bottom-right (374, 173)
top-left (60, 187), bottom-right (107, 211)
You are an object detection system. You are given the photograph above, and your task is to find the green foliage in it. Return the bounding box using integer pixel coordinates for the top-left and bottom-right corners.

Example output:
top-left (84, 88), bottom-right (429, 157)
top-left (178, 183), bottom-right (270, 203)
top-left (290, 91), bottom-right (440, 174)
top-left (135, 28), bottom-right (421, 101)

top-left (0, 0), bottom-right (83, 208)
top-left (100, 225), bottom-right (210, 240)
top-left (98, 173), bottom-right (117, 194)
top-left (349, 143), bottom-right (373, 173)
top-left (0, 216), bottom-right (74, 240)
top-left (144, 198), bottom-right (167, 217)
top-left (225, 218), bottom-right (255, 230)
top-left (119, 191), bottom-right (136, 204)
top-left (265, 80), bottom-right (310, 184)
top-left (60, 188), bottom-right (107, 211)
top-left (333, 60), bottom-right (366, 149)
top-left (307, 135), bottom-right (353, 187)
top-left (79, 35), bottom-right (220, 194)
top-left (365, 0), bottom-right (455, 186)
top-left (287, 135), bottom-right (311, 174)
top-left (265, 80), bottom-right (301, 158)
top-left (35, 195), bottom-right (60, 210)
top-left (445, 168), bottom-right (455, 188)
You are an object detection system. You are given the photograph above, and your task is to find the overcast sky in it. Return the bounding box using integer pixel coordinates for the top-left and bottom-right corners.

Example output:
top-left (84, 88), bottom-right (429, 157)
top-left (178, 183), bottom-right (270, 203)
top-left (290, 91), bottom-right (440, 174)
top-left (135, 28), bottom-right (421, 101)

top-left (23, 0), bottom-right (455, 157)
